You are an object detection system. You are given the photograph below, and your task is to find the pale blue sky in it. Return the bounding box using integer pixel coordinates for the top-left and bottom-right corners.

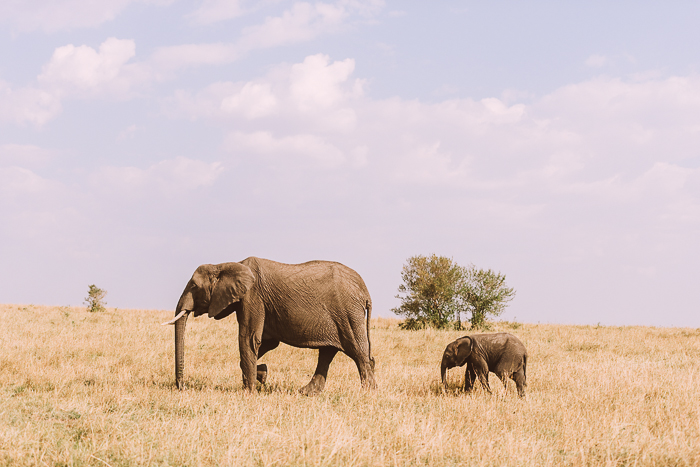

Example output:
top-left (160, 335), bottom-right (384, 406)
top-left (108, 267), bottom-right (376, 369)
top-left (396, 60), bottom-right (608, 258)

top-left (2, 1), bottom-right (699, 326)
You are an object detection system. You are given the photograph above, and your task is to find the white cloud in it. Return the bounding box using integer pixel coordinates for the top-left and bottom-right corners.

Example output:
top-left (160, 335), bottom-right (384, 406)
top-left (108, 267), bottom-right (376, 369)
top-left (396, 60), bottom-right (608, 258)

top-left (0, 38), bottom-right (146, 126)
top-left (0, 166), bottom-right (53, 195)
top-left (226, 131), bottom-right (345, 167)
top-left (167, 54), bottom-right (362, 133)
top-left (221, 82), bottom-right (278, 118)
top-left (166, 59), bottom-right (700, 226)
top-left (0, 81), bottom-right (62, 125)
top-left (379, 75), bottom-right (700, 226)
top-left (0, 144), bottom-right (55, 167)
top-left (93, 157), bottom-right (224, 195)
top-left (393, 142), bottom-right (466, 185)
top-left (166, 81), bottom-right (244, 119)
top-left (349, 145), bottom-right (368, 167)
top-left (38, 38), bottom-right (140, 97)
top-left (155, 157), bottom-right (223, 189)
top-left (290, 54), bottom-right (361, 110)
top-left (433, 84), bottom-right (460, 97)
top-left (533, 76), bottom-right (700, 181)
top-left (117, 124), bottom-right (138, 140)
top-left (585, 54), bottom-right (608, 68)
top-left (553, 164), bottom-right (689, 204)
top-left (539, 75), bottom-right (700, 122)
top-left (0, 0), bottom-right (172, 33)
top-left (173, 63), bottom-right (700, 228)
top-left (150, 1), bottom-right (384, 70)
top-left (150, 43), bottom-right (239, 70)
top-left (188, 0), bottom-right (246, 24)
top-left (237, 2), bottom-right (347, 50)
top-left (186, 0), bottom-right (383, 27)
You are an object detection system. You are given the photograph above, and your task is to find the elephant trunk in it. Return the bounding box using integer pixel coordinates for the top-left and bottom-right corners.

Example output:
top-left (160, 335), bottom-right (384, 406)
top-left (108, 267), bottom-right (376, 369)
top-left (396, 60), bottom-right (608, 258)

top-left (172, 288), bottom-right (194, 390)
top-left (174, 312), bottom-right (189, 390)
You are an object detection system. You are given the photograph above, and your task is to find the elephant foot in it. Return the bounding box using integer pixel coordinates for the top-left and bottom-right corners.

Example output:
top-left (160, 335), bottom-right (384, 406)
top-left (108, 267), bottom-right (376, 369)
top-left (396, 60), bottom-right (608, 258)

top-left (256, 364), bottom-right (268, 384)
top-left (299, 376), bottom-right (325, 396)
top-left (360, 371), bottom-right (377, 390)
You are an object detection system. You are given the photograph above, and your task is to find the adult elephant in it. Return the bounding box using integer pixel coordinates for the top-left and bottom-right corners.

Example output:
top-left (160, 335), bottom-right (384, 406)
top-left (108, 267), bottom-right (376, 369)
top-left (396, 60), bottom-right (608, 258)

top-left (163, 257), bottom-right (376, 395)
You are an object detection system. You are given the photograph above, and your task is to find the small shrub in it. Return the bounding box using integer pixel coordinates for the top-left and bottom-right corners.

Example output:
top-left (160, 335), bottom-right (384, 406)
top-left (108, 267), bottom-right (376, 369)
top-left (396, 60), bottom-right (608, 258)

top-left (501, 320), bottom-right (522, 330)
top-left (85, 285), bottom-right (107, 313)
top-left (399, 318), bottom-right (465, 331)
top-left (398, 317), bottom-right (428, 331)
top-left (475, 321), bottom-right (494, 331)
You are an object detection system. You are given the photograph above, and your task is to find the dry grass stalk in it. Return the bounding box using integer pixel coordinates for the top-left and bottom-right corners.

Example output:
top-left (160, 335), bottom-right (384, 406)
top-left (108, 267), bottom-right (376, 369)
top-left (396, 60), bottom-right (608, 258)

top-left (1, 304), bottom-right (698, 466)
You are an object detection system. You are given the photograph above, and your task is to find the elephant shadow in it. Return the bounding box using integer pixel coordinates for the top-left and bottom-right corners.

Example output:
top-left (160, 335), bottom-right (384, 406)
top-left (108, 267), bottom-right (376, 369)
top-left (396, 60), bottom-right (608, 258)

top-left (426, 378), bottom-right (518, 398)
top-left (425, 380), bottom-right (480, 397)
top-left (162, 377), bottom-right (303, 395)
top-left (252, 381), bottom-right (302, 395)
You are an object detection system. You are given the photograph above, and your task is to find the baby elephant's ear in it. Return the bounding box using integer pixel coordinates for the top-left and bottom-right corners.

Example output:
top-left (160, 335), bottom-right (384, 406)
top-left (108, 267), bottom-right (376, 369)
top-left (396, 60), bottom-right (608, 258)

top-left (456, 336), bottom-right (473, 365)
top-left (208, 263), bottom-right (255, 319)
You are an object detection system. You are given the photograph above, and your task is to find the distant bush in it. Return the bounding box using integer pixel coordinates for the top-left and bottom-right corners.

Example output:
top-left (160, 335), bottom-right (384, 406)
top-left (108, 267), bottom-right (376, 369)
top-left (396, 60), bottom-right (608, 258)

top-left (398, 317), bottom-right (430, 331)
top-left (84, 285), bottom-right (107, 313)
top-left (499, 320), bottom-right (522, 330)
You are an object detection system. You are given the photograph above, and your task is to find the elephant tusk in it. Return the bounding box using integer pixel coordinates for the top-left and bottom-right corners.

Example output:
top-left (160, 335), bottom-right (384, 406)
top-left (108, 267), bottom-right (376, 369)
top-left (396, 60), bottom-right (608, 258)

top-left (161, 309), bottom-right (189, 325)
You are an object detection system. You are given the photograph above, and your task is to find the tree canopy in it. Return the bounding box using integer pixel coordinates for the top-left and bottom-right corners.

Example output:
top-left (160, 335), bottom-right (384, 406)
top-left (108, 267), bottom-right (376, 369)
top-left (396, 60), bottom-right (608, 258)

top-left (392, 254), bottom-right (515, 330)
top-left (461, 265), bottom-right (516, 329)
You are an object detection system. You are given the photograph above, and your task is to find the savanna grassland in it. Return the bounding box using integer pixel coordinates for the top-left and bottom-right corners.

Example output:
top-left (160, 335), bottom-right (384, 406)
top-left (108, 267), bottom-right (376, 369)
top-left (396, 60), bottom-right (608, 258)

top-left (1, 304), bottom-right (699, 466)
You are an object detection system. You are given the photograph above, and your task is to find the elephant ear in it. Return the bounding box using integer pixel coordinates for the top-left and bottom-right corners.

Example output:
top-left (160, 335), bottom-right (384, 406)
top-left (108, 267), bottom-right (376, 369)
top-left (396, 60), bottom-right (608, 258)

top-left (208, 263), bottom-right (255, 319)
top-left (455, 336), bottom-right (473, 366)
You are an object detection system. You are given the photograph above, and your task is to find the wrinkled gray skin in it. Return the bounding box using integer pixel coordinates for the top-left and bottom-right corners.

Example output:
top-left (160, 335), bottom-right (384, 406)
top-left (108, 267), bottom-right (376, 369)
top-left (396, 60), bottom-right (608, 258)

top-left (441, 333), bottom-right (527, 397)
top-left (168, 257), bottom-right (376, 395)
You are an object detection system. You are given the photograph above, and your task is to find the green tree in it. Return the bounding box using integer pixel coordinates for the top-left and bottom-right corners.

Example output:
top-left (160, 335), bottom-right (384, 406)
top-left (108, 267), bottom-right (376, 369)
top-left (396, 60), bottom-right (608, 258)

top-left (392, 255), bottom-right (516, 330)
top-left (392, 254), bottom-right (466, 330)
top-left (462, 265), bottom-right (516, 329)
top-left (84, 284), bottom-right (107, 313)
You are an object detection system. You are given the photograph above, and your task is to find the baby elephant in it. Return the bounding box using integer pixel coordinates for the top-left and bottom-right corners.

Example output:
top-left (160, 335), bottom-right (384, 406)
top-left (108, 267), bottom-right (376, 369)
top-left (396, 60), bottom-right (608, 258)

top-left (441, 333), bottom-right (527, 397)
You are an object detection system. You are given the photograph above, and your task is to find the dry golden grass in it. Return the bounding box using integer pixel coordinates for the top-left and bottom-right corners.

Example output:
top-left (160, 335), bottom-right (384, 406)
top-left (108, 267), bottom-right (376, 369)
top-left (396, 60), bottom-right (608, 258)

top-left (1, 304), bottom-right (699, 466)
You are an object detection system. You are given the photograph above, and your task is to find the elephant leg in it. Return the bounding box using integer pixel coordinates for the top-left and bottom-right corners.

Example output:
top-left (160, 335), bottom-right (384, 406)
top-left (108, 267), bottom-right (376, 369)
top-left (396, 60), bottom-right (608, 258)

top-left (348, 351), bottom-right (377, 390)
top-left (340, 320), bottom-right (377, 390)
top-left (475, 362), bottom-right (492, 394)
top-left (512, 369), bottom-right (526, 398)
top-left (478, 373), bottom-right (492, 394)
top-left (299, 347), bottom-right (339, 396)
top-left (464, 363), bottom-right (477, 392)
top-left (239, 347), bottom-right (256, 390)
top-left (497, 371), bottom-right (509, 391)
top-left (256, 340), bottom-right (280, 384)
top-left (239, 324), bottom-right (264, 391)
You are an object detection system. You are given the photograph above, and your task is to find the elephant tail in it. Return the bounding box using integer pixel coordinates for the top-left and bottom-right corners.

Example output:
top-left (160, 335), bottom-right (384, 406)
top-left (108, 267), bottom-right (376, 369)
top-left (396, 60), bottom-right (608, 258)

top-left (523, 353), bottom-right (527, 383)
top-left (366, 299), bottom-right (375, 371)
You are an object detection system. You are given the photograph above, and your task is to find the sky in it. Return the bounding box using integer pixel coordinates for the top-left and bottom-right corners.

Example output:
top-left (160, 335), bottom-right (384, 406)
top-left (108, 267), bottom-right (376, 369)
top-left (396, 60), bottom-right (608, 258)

top-left (1, 1), bottom-right (700, 326)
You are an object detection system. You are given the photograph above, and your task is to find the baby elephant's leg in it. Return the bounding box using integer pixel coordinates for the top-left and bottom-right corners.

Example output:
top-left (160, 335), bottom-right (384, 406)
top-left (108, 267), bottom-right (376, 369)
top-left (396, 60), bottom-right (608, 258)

top-left (256, 364), bottom-right (268, 384)
top-left (512, 368), bottom-right (526, 397)
top-left (463, 363), bottom-right (477, 392)
top-left (475, 361), bottom-right (492, 394)
top-left (497, 371), bottom-right (509, 391)
top-left (477, 372), bottom-right (492, 394)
